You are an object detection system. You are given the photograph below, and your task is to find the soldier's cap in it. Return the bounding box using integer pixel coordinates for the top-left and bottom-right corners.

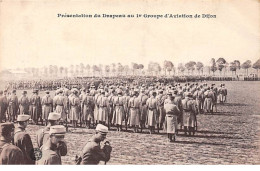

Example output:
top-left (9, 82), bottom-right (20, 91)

top-left (22, 91), bottom-right (27, 94)
top-left (49, 125), bottom-right (66, 136)
top-left (48, 112), bottom-right (61, 121)
top-left (12, 90), bottom-right (16, 93)
top-left (17, 115), bottom-right (30, 122)
top-left (45, 90), bottom-right (50, 93)
top-left (187, 92), bottom-right (192, 97)
top-left (32, 89), bottom-right (37, 93)
top-left (0, 122), bottom-right (15, 135)
top-left (95, 124), bottom-right (108, 134)
top-left (101, 89), bottom-right (105, 94)
top-left (167, 91), bottom-right (172, 95)
top-left (173, 90), bottom-right (178, 94)
top-left (159, 89), bottom-right (163, 93)
top-left (116, 89), bottom-right (122, 94)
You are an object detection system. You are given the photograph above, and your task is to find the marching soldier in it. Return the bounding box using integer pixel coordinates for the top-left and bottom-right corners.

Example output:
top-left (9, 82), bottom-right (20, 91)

top-left (0, 122), bottom-right (24, 164)
top-left (79, 124), bottom-right (112, 165)
top-left (112, 89), bottom-right (125, 131)
top-left (37, 125), bottom-right (67, 165)
top-left (13, 115), bottom-right (35, 164)
top-left (18, 91), bottom-right (30, 115)
top-left (42, 91), bottom-right (53, 125)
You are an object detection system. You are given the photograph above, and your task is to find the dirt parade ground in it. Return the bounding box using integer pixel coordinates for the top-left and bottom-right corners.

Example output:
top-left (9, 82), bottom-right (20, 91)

top-left (10, 81), bottom-right (258, 165)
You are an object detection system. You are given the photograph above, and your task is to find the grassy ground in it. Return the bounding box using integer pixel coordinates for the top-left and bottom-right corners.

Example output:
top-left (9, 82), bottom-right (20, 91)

top-left (2, 81), bottom-right (260, 164)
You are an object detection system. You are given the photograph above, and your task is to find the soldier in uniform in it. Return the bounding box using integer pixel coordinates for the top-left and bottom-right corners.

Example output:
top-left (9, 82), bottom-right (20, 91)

top-left (146, 91), bottom-right (159, 134)
top-left (128, 90), bottom-right (141, 133)
top-left (29, 90), bottom-right (42, 125)
top-left (81, 89), bottom-right (95, 128)
top-left (0, 91), bottom-right (5, 123)
top-left (182, 92), bottom-right (197, 135)
top-left (94, 89), bottom-right (101, 126)
top-left (53, 89), bottom-right (66, 124)
top-left (97, 90), bottom-right (109, 126)
top-left (156, 89), bottom-right (166, 130)
top-left (139, 88), bottom-right (148, 132)
top-left (37, 125), bottom-right (67, 165)
top-left (164, 95), bottom-right (180, 142)
top-left (42, 91), bottom-right (53, 126)
top-left (13, 115), bottom-right (35, 164)
top-left (0, 122), bottom-right (24, 164)
top-left (79, 124), bottom-right (112, 165)
top-left (69, 89), bottom-right (80, 128)
top-left (36, 112), bottom-right (67, 157)
top-left (7, 90), bottom-right (19, 122)
top-left (18, 91), bottom-right (30, 115)
top-left (112, 89), bottom-right (125, 131)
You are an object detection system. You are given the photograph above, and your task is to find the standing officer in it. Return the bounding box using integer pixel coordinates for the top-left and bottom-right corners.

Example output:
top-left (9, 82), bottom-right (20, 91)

top-left (36, 112), bottom-right (67, 157)
top-left (37, 125), bottom-right (67, 165)
top-left (0, 122), bottom-right (24, 164)
top-left (13, 115), bottom-right (35, 164)
top-left (18, 91), bottom-right (30, 115)
top-left (79, 124), bottom-right (112, 165)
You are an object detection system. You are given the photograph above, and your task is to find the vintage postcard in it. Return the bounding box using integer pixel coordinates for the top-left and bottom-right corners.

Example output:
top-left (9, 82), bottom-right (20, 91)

top-left (0, 0), bottom-right (259, 165)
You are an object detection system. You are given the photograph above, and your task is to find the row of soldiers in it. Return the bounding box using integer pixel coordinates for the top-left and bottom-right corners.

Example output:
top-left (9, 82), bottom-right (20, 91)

top-left (0, 113), bottom-right (112, 165)
top-left (0, 82), bottom-right (228, 136)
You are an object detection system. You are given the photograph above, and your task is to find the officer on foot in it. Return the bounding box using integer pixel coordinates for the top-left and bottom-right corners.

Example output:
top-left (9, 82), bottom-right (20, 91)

top-left (0, 122), bottom-right (24, 164)
top-left (37, 125), bottom-right (66, 165)
top-left (79, 124), bottom-right (112, 165)
top-left (13, 115), bottom-right (35, 164)
top-left (36, 112), bottom-right (67, 157)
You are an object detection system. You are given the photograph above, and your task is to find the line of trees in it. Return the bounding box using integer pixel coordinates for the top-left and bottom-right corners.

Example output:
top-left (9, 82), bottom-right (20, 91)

top-left (16, 58), bottom-right (260, 78)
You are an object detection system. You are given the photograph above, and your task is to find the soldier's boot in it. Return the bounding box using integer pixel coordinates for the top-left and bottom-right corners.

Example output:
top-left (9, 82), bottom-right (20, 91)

top-left (120, 125), bottom-right (122, 131)
top-left (184, 126), bottom-right (187, 135)
top-left (192, 127), bottom-right (195, 136)
top-left (173, 134), bottom-right (176, 142)
top-left (188, 127), bottom-right (192, 136)
top-left (157, 124), bottom-right (160, 133)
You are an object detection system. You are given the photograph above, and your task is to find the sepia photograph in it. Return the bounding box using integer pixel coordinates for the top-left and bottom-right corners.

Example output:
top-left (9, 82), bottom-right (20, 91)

top-left (0, 0), bottom-right (260, 166)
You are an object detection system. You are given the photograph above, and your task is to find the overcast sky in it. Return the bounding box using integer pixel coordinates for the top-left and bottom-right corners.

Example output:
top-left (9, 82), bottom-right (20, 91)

top-left (0, 0), bottom-right (259, 70)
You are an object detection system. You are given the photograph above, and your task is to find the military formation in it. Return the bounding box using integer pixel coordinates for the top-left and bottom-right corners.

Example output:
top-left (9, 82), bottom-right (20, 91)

top-left (0, 80), bottom-right (227, 165)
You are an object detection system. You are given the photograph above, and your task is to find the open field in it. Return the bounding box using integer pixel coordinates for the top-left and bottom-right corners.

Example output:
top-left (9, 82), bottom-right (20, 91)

top-left (1, 81), bottom-right (260, 164)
